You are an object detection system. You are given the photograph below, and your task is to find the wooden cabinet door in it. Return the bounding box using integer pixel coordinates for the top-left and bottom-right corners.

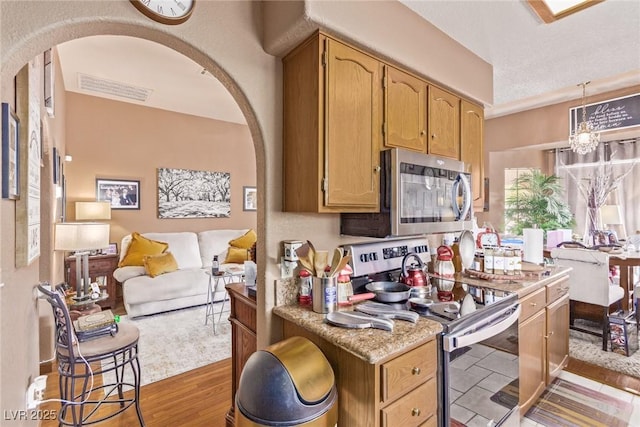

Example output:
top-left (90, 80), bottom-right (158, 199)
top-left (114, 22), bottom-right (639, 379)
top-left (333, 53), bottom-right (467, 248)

top-left (460, 100), bottom-right (484, 210)
top-left (383, 65), bottom-right (427, 152)
top-left (519, 308), bottom-right (546, 416)
top-left (324, 38), bottom-right (381, 208)
top-left (428, 86), bottom-right (460, 159)
top-left (546, 293), bottom-right (569, 384)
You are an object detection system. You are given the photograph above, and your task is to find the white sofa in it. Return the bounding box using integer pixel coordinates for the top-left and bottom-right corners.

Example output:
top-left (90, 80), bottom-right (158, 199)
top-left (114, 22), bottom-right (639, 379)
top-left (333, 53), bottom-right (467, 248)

top-left (113, 229), bottom-right (250, 317)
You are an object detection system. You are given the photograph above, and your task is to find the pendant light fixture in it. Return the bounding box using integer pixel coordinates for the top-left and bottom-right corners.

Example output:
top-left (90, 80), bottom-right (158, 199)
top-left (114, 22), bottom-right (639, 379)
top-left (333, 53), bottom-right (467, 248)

top-left (569, 81), bottom-right (600, 154)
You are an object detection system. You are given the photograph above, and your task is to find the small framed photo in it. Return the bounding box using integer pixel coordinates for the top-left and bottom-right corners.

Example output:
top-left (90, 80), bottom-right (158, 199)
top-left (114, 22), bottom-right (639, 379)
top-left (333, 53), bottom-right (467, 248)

top-left (96, 178), bottom-right (140, 210)
top-left (1, 103), bottom-right (20, 200)
top-left (243, 186), bottom-right (257, 211)
top-left (103, 243), bottom-right (118, 255)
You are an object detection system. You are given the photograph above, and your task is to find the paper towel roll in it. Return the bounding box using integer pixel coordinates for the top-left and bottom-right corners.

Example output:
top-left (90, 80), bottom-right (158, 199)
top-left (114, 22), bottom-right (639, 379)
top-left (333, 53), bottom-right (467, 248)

top-left (523, 228), bottom-right (544, 265)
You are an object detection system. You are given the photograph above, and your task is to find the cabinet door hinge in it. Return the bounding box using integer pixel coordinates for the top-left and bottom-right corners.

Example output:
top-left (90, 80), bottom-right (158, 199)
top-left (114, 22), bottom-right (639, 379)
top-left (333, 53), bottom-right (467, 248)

top-left (321, 177), bottom-right (328, 192)
top-left (382, 122), bottom-right (387, 136)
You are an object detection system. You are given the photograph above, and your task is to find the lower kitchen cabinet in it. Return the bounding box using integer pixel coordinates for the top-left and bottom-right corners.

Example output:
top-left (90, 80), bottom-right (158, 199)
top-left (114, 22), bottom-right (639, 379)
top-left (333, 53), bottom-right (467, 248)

top-left (518, 275), bottom-right (570, 417)
top-left (281, 319), bottom-right (437, 427)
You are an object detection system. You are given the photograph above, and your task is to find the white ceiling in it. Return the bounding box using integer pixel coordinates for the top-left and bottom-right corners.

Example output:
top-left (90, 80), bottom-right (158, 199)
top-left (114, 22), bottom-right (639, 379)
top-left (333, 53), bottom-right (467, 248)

top-left (57, 0), bottom-right (640, 123)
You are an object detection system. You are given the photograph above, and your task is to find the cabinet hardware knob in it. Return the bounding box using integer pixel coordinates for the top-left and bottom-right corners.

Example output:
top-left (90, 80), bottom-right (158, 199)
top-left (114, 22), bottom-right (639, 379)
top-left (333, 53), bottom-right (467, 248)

top-left (431, 134), bottom-right (437, 139)
top-left (420, 130), bottom-right (426, 136)
top-left (374, 166), bottom-right (381, 173)
top-left (544, 331), bottom-right (554, 339)
top-left (412, 367), bottom-right (421, 375)
top-left (530, 302), bottom-right (537, 307)
top-left (411, 408), bottom-right (421, 417)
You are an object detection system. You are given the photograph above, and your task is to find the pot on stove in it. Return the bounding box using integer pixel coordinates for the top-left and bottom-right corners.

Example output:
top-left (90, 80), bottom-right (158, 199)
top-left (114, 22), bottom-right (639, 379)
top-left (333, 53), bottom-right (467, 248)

top-left (400, 253), bottom-right (427, 287)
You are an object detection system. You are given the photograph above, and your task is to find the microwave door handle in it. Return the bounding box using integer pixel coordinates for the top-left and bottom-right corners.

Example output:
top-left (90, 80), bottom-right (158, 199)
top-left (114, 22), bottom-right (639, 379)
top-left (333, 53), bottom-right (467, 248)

top-left (451, 174), bottom-right (471, 220)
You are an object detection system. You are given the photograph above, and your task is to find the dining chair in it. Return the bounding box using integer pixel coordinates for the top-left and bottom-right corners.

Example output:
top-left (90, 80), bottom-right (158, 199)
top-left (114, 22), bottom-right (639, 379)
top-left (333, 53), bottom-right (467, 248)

top-left (550, 247), bottom-right (625, 351)
top-left (38, 283), bottom-right (145, 426)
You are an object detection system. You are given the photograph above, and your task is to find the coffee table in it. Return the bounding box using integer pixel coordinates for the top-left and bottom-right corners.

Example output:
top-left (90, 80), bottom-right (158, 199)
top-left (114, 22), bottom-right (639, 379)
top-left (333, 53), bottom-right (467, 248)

top-left (205, 270), bottom-right (244, 334)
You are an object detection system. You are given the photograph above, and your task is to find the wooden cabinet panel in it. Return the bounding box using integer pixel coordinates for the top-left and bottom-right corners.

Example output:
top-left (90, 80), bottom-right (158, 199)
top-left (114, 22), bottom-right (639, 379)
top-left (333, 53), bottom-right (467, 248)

top-left (383, 65), bottom-right (427, 152)
top-left (381, 379), bottom-right (436, 427)
top-left (546, 293), bottom-right (570, 383)
top-left (325, 38), bottom-right (381, 208)
top-left (520, 287), bottom-right (546, 321)
top-left (428, 86), bottom-right (460, 159)
top-left (546, 277), bottom-right (570, 305)
top-left (381, 339), bottom-right (435, 403)
top-left (283, 32), bottom-right (380, 212)
top-left (460, 100), bottom-right (484, 209)
top-left (519, 306), bottom-right (546, 416)
top-left (65, 254), bottom-right (118, 309)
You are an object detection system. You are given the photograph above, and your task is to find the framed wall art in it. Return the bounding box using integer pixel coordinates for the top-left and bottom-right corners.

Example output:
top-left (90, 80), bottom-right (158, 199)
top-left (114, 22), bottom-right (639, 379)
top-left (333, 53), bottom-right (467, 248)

top-left (1, 103), bottom-right (20, 200)
top-left (243, 186), bottom-right (257, 211)
top-left (96, 178), bottom-right (140, 209)
top-left (157, 167), bottom-right (230, 218)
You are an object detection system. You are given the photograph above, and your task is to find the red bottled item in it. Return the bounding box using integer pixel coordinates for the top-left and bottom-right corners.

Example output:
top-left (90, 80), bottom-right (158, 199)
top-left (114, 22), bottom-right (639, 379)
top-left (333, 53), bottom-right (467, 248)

top-left (298, 269), bottom-right (312, 306)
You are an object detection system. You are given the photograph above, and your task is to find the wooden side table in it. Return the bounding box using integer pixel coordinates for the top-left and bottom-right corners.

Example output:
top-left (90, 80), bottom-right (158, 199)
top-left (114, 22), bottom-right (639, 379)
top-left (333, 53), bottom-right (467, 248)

top-left (225, 283), bottom-right (256, 427)
top-left (65, 254), bottom-right (119, 309)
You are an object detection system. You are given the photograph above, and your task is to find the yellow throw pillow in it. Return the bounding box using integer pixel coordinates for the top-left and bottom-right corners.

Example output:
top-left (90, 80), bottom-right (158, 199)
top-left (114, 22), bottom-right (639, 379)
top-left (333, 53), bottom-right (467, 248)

top-left (224, 247), bottom-right (250, 264)
top-left (143, 252), bottom-right (179, 278)
top-left (119, 232), bottom-right (169, 267)
top-left (228, 229), bottom-right (257, 249)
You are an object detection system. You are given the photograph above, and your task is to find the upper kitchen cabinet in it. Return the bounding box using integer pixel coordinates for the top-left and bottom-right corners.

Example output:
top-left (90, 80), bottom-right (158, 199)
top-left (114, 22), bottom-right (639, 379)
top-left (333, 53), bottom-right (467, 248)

top-left (383, 65), bottom-right (427, 152)
top-left (460, 100), bottom-right (484, 210)
top-left (428, 86), bottom-right (460, 159)
top-left (283, 32), bottom-right (381, 213)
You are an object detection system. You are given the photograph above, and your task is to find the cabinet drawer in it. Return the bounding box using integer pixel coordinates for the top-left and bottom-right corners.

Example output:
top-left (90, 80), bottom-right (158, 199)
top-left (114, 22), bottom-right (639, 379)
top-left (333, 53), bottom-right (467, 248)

top-left (381, 340), bottom-right (436, 403)
top-left (546, 278), bottom-right (569, 305)
top-left (381, 379), bottom-right (436, 427)
top-left (520, 287), bottom-right (546, 321)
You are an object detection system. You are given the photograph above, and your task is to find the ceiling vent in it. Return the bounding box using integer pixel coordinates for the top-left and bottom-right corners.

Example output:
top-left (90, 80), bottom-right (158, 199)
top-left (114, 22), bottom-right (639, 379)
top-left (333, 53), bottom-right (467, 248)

top-left (78, 73), bottom-right (153, 102)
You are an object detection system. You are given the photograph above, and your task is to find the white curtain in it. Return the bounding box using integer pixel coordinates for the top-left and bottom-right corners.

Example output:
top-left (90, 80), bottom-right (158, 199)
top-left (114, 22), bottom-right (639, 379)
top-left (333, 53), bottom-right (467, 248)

top-left (555, 139), bottom-right (640, 241)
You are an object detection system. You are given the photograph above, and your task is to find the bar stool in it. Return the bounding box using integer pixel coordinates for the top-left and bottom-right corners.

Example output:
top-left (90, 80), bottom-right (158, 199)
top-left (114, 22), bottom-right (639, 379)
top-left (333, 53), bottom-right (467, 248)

top-left (38, 284), bottom-right (145, 426)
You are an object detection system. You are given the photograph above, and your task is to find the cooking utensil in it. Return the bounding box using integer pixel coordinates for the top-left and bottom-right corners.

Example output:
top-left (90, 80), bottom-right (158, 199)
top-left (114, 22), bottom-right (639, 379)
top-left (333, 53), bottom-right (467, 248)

top-left (400, 253), bottom-right (427, 287)
top-left (326, 311), bottom-right (394, 331)
top-left (329, 248), bottom-right (343, 277)
top-left (408, 297), bottom-right (434, 310)
top-left (365, 281), bottom-right (412, 302)
top-left (347, 292), bottom-right (376, 303)
top-left (458, 230), bottom-right (476, 270)
top-left (332, 254), bottom-right (352, 277)
top-left (295, 243), bottom-right (315, 274)
top-left (354, 302), bottom-right (419, 323)
top-left (314, 250), bottom-right (329, 276)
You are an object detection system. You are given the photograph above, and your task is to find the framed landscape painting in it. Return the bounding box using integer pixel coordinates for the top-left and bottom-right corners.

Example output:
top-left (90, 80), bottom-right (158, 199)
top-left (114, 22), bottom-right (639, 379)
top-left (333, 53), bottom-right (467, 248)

top-left (157, 167), bottom-right (230, 218)
top-left (243, 186), bottom-right (257, 211)
top-left (1, 103), bottom-right (20, 200)
top-left (96, 178), bottom-right (140, 209)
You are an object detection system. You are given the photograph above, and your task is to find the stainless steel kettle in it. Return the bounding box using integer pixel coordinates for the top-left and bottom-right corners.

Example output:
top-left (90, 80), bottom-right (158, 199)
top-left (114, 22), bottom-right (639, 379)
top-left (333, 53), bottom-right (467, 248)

top-left (400, 253), bottom-right (427, 287)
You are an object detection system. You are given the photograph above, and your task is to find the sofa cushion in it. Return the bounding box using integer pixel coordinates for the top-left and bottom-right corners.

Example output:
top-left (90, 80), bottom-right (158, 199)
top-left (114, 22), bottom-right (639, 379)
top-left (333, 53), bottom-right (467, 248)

top-left (144, 252), bottom-right (179, 278)
top-left (198, 229), bottom-right (249, 268)
top-left (228, 229), bottom-right (257, 249)
top-left (113, 266), bottom-right (146, 283)
top-left (119, 232), bottom-right (169, 267)
top-left (123, 268), bottom-right (208, 305)
top-left (122, 232), bottom-right (202, 270)
top-left (224, 246), bottom-right (251, 264)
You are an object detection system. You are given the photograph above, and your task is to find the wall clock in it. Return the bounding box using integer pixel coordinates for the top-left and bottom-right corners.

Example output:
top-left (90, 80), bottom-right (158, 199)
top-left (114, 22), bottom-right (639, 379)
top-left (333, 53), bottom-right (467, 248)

top-left (130, 0), bottom-right (195, 25)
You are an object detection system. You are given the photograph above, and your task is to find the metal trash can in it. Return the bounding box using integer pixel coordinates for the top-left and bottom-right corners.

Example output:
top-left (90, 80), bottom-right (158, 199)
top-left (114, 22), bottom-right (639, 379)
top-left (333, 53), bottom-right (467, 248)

top-left (236, 336), bottom-right (338, 426)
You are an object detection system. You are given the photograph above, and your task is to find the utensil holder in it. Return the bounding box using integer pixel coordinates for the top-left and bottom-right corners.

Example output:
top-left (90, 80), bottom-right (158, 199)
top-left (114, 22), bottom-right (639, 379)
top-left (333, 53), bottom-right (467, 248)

top-left (312, 276), bottom-right (337, 314)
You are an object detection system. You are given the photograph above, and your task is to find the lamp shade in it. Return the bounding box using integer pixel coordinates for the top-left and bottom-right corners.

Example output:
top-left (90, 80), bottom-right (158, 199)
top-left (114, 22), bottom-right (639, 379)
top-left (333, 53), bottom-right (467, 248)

top-left (54, 222), bottom-right (110, 251)
top-left (600, 205), bottom-right (623, 225)
top-left (75, 201), bottom-right (111, 220)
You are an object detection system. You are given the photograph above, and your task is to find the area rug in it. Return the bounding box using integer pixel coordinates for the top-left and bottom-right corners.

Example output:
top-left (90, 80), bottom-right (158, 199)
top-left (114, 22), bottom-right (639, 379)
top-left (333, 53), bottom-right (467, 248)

top-left (102, 303), bottom-right (232, 387)
top-left (524, 378), bottom-right (635, 427)
top-left (569, 326), bottom-right (640, 379)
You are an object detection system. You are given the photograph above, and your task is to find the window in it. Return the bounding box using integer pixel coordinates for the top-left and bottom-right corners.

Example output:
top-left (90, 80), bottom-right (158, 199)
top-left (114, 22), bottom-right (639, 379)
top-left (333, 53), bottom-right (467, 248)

top-left (504, 168), bottom-right (539, 235)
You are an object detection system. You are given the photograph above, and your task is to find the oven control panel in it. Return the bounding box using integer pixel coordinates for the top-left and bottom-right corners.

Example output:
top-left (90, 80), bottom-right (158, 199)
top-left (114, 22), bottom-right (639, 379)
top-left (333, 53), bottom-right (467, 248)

top-left (382, 245), bottom-right (409, 259)
top-left (342, 237), bottom-right (431, 277)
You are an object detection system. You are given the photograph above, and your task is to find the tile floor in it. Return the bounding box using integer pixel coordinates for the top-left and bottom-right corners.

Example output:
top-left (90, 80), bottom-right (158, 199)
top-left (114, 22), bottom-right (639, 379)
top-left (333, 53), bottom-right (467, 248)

top-left (521, 370), bottom-right (640, 426)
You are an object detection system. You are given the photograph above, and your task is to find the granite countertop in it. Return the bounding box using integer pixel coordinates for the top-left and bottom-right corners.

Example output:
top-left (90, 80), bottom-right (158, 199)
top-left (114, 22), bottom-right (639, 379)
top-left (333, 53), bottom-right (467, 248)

top-left (457, 265), bottom-right (572, 298)
top-left (273, 266), bottom-right (571, 365)
top-left (273, 305), bottom-right (443, 365)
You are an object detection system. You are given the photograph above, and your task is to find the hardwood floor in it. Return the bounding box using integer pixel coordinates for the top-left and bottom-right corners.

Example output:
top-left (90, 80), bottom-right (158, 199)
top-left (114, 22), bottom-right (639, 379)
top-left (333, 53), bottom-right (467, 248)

top-left (565, 357), bottom-right (640, 396)
top-left (39, 358), bottom-right (232, 427)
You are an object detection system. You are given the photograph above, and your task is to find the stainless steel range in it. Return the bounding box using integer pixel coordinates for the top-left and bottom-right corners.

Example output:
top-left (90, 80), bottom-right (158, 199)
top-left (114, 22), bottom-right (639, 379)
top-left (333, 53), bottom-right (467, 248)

top-left (342, 237), bottom-right (522, 427)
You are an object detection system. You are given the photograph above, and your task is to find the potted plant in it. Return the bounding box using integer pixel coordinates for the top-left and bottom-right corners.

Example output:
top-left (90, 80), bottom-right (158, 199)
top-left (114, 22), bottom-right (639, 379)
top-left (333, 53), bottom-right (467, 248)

top-left (505, 170), bottom-right (575, 237)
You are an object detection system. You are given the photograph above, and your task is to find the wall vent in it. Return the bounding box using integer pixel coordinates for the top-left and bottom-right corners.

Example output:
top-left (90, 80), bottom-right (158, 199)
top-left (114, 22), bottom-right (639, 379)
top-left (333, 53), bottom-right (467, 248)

top-left (78, 73), bottom-right (153, 102)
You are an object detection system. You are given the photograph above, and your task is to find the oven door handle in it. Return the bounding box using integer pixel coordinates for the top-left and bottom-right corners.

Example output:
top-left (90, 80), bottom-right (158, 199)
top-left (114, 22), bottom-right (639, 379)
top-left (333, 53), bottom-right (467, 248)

top-left (442, 304), bottom-right (521, 352)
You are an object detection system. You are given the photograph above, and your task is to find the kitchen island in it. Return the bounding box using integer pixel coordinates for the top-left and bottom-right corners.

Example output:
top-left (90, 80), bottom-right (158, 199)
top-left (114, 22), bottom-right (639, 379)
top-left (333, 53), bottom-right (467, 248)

top-left (272, 265), bottom-right (572, 426)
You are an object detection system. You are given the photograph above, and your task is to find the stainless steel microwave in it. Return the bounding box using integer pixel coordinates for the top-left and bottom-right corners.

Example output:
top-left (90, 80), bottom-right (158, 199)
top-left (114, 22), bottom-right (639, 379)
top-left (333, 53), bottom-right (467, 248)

top-left (341, 148), bottom-right (473, 237)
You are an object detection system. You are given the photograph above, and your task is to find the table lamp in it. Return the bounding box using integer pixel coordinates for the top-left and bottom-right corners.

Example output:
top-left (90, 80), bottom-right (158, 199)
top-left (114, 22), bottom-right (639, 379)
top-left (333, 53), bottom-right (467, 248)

top-left (54, 222), bottom-right (110, 301)
top-left (600, 204), bottom-right (626, 241)
top-left (75, 201), bottom-right (111, 221)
